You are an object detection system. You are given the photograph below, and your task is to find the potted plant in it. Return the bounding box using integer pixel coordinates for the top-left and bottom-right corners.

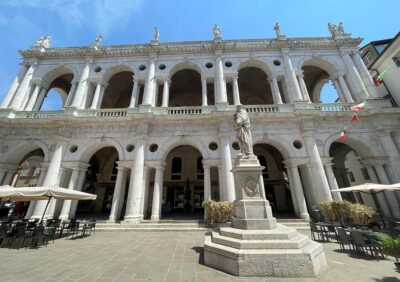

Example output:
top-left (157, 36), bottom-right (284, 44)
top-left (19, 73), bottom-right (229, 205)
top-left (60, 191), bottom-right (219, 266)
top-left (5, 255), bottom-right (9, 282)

top-left (378, 234), bottom-right (400, 270)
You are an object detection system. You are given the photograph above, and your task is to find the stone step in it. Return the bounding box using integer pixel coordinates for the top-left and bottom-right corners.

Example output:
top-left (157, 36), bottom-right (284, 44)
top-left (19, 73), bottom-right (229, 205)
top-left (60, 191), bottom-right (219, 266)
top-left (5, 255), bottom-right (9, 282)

top-left (95, 227), bottom-right (210, 232)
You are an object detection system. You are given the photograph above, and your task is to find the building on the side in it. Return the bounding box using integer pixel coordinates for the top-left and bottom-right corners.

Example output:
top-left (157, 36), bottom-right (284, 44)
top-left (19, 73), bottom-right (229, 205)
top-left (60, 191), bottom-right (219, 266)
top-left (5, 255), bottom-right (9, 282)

top-left (0, 24), bottom-right (399, 222)
top-left (360, 32), bottom-right (400, 106)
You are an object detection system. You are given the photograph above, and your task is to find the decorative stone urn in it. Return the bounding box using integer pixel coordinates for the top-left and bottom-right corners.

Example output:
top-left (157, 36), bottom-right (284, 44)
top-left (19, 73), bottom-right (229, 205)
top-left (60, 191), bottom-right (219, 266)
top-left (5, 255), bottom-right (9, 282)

top-left (204, 155), bottom-right (327, 277)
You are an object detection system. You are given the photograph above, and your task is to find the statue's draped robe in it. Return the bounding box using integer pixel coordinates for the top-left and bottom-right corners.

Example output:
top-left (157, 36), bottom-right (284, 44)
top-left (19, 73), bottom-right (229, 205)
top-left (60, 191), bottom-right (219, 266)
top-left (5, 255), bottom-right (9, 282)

top-left (234, 109), bottom-right (253, 156)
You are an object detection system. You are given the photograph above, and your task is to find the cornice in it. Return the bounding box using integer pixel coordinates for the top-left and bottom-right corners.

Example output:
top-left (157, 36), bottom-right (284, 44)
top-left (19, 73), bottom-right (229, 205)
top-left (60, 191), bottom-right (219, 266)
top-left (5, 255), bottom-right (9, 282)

top-left (18, 37), bottom-right (363, 59)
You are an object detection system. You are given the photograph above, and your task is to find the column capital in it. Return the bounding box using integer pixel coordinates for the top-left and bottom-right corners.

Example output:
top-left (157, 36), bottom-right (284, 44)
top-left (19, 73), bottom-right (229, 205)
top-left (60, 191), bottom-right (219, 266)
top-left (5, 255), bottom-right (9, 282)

top-left (301, 130), bottom-right (315, 138)
top-left (283, 158), bottom-right (308, 168)
top-left (202, 159), bottom-right (220, 167)
top-left (281, 47), bottom-right (290, 56)
top-left (296, 70), bottom-right (304, 78)
top-left (84, 57), bottom-right (94, 65)
top-left (145, 160), bottom-right (166, 169)
top-left (116, 160), bottom-right (133, 169)
top-left (62, 161), bottom-right (90, 171)
top-left (232, 72), bottom-right (239, 80)
top-left (320, 157), bottom-right (334, 166)
top-left (360, 157), bottom-right (389, 167)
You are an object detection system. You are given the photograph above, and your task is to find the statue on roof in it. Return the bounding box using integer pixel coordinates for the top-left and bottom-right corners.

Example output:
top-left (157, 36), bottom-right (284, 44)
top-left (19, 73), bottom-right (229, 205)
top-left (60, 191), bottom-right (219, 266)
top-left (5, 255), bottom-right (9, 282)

top-left (34, 35), bottom-right (51, 48)
top-left (91, 33), bottom-right (103, 49)
top-left (328, 23), bottom-right (337, 36)
top-left (273, 23), bottom-right (282, 37)
top-left (213, 24), bottom-right (221, 40)
top-left (153, 27), bottom-right (160, 41)
top-left (337, 22), bottom-right (344, 34)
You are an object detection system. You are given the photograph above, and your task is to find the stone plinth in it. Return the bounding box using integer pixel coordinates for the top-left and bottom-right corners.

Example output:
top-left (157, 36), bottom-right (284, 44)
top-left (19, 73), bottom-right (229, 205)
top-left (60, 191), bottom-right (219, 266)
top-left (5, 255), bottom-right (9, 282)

top-left (204, 156), bottom-right (327, 277)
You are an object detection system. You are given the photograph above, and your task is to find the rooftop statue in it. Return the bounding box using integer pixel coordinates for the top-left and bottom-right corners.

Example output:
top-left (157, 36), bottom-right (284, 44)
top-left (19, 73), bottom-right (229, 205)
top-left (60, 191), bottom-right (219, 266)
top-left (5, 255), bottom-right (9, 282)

top-left (153, 27), bottom-right (160, 41)
top-left (91, 33), bottom-right (103, 49)
top-left (233, 105), bottom-right (253, 158)
top-left (213, 24), bottom-right (221, 39)
top-left (273, 22), bottom-right (282, 37)
top-left (328, 22), bottom-right (345, 37)
top-left (34, 35), bottom-right (51, 48)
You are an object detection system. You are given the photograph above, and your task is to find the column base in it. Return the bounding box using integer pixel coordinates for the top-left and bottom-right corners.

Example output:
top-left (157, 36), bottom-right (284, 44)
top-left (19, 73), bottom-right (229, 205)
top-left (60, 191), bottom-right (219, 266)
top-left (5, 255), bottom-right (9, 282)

top-left (139, 104), bottom-right (152, 113)
top-left (58, 215), bottom-right (69, 221)
top-left (122, 215), bottom-right (141, 223)
top-left (215, 102), bottom-right (229, 111)
top-left (151, 215), bottom-right (160, 221)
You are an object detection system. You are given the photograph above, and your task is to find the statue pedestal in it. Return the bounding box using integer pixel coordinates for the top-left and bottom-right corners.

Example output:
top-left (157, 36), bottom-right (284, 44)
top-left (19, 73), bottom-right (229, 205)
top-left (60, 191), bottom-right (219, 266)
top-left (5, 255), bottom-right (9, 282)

top-left (204, 156), bottom-right (327, 277)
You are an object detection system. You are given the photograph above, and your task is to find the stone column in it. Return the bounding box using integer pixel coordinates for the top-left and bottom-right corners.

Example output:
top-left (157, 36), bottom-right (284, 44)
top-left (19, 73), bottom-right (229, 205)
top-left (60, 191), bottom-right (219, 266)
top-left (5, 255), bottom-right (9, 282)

top-left (142, 58), bottom-right (156, 107)
top-left (297, 71), bottom-right (311, 102)
top-left (0, 64), bottom-right (28, 108)
top-left (215, 55), bottom-right (227, 104)
top-left (153, 80), bottom-right (159, 106)
top-left (151, 163), bottom-right (165, 221)
top-left (141, 166), bottom-right (151, 218)
top-left (64, 81), bottom-right (78, 108)
top-left (282, 49), bottom-right (303, 102)
top-left (377, 132), bottom-right (400, 182)
top-left (201, 77), bottom-right (208, 106)
top-left (161, 79), bottom-right (170, 107)
top-left (70, 60), bottom-right (92, 109)
top-left (129, 78), bottom-right (140, 108)
top-left (332, 79), bottom-right (346, 103)
top-left (203, 163), bottom-right (212, 202)
top-left (362, 164), bottom-right (391, 217)
top-left (69, 169), bottom-right (87, 219)
top-left (220, 135), bottom-right (235, 201)
top-left (218, 164), bottom-right (223, 199)
top-left (351, 52), bottom-right (379, 98)
top-left (124, 138), bottom-right (146, 221)
top-left (32, 87), bottom-right (48, 111)
top-left (90, 82), bottom-right (106, 109)
top-left (0, 164), bottom-right (19, 185)
top-left (321, 158), bottom-right (343, 201)
top-left (340, 50), bottom-right (369, 101)
top-left (284, 160), bottom-right (309, 219)
top-left (337, 74), bottom-right (355, 103)
top-left (59, 167), bottom-right (81, 220)
top-left (25, 164), bottom-right (48, 219)
top-left (9, 62), bottom-right (37, 110)
top-left (24, 82), bottom-right (42, 111)
top-left (109, 166), bottom-right (128, 222)
top-left (31, 142), bottom-right (66, 219)
top-left (232, 73), bottom-right (241, 105)
top-left (269, 76), bottom-right (283, 104)
top-left (302, 132), bottom-right (332, 202)
top-left (374, 164), bottom-right (400, 218)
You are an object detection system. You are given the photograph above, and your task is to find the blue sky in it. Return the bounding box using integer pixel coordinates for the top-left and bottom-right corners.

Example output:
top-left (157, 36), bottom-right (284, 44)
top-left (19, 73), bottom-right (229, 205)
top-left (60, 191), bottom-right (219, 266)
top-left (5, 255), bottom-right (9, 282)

top-left (0, 0), bottom-right (399, 107)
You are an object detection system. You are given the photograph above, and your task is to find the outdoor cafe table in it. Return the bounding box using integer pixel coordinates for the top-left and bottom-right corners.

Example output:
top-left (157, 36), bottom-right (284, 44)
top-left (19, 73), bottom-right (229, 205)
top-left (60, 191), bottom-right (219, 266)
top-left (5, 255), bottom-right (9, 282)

top-left (316, 222), bottom-right (336, 241)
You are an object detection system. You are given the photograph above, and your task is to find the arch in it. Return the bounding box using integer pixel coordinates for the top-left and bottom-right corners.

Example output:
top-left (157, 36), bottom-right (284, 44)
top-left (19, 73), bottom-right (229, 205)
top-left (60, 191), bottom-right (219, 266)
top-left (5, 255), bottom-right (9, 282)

top-left (157, 137), bottom-right (208, 161)
top-left (253, 136), bottom-right (300, 160)
top-left (78, 138), bottom-right (125, 163)
top-left (40, 88), bottom-right (66, 111)
top-left (300, 57), bottom-right (340, 76)
top-left (168, 61), bottom-right (203, 78)
top-left (3, 140), bottom-right (50, 165)
top-left (322, 133), bottom-right (382, 159)
top-left (39, 65), bottom-right (77, 86)
top-left (236, 59), bottom-right (272, 77)
top-left (102, 64), bottom-right (135, 82)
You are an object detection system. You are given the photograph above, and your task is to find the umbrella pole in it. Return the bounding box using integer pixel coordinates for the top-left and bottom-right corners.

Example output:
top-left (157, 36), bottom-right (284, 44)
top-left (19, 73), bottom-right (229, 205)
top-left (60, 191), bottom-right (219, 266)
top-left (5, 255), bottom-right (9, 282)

top-left (372, 193), bottom-right (386, 228)
top-left (40, 197), bottom-right (52, 225)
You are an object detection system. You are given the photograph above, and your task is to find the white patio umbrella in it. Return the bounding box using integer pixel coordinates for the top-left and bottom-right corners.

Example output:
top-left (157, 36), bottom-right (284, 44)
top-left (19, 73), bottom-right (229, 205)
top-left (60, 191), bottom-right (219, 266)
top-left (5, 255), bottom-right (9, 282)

top-left (0, 185), bottom-right (97, 223)
top-left (331, 182), bottom-right (400, 227)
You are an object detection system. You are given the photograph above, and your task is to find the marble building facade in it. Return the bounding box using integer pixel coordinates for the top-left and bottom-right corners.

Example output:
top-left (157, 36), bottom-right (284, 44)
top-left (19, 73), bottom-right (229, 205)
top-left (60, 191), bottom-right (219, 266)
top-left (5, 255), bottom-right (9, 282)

top-left (0, 25), bottom-right (399, 222)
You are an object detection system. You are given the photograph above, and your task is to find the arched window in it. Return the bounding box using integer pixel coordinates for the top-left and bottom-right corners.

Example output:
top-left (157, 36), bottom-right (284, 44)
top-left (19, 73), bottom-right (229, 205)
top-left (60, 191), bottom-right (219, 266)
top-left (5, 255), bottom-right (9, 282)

top-left (171, 157), bottom-right (182, 180)
top-left (40, 89), bottom-right (64, 111)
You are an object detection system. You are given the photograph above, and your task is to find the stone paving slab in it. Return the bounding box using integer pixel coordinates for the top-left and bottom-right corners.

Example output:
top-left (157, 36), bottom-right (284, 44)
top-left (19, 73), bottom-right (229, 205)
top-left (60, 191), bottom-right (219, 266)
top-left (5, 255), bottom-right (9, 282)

top-left (0, 231), bottom-right (398, 281)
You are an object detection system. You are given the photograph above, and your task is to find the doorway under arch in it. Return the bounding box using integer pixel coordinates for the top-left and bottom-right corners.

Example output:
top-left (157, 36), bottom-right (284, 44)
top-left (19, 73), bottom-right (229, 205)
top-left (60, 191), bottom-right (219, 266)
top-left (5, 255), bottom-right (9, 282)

top-left (254, 143), bottom-right (295, 216)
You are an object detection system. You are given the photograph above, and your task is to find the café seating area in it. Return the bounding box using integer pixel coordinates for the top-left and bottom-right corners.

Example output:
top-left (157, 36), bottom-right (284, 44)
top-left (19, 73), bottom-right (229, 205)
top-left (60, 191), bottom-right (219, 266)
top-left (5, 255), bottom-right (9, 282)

top-left (0, 217), bottom-right (96, 249)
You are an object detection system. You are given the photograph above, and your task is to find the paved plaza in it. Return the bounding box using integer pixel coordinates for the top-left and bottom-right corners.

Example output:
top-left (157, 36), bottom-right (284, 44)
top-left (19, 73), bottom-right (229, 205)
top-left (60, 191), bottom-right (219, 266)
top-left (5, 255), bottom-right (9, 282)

top-left (0, 231), bottom-right (398, 282)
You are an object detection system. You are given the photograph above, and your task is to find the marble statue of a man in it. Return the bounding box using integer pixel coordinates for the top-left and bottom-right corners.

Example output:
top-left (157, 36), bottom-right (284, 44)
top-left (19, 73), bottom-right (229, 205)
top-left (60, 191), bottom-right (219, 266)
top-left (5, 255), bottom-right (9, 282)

top-left (234, 105), bottom-right (253, 157)
top-left (154, 27), bottom-right (160, 41)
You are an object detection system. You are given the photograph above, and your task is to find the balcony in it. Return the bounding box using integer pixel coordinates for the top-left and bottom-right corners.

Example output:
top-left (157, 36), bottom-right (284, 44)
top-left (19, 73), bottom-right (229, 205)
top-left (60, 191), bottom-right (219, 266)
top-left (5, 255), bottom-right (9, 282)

top-left (0, 99), bottom-right (394, 121)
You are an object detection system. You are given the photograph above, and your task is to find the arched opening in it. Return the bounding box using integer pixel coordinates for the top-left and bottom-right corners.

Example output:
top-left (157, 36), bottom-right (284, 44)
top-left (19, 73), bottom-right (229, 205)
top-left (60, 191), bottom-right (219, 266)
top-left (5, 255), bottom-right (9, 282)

top-left (101, 71), bottom-right (135, 108)
top-left (39, 73), bottom-right (73, 110)
top-left (144, 145), bottom-right (215, 220)
top-left (254, 144), bottom-right (295, 216)
top-left (329, 142), bottom-right (375, 207)
top-left (301, 59), bottom-right (340, 103)
top-left (2, 148), bottom-right (45, 218)
top-left (169, 69), bottom-right (202, 106)
top-left (238, 67), bottom-right (272, 105)
top-left (76, 147), bottom-right (123, 220)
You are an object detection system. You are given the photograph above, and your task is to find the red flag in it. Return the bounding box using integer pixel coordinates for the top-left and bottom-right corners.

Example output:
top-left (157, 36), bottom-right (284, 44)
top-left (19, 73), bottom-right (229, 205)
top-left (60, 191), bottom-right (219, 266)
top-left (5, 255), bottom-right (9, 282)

top-left (339, 128), bottom-right (348, 142)
top-left (350, 101), bottom-right (366, 111)
top-left (351, 113), bottom-right (360, 121)
top-left (374, 69), bottom-right (389, 86)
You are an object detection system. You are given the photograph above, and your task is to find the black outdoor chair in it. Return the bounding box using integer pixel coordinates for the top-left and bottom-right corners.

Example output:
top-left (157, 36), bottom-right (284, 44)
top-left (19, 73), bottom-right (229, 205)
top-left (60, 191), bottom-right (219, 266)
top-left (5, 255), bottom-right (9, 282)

top-left (0, 224), bottom-right (8, 245)
top-left (336, 227), bottom-right (354, 251)
top-left (29, 226), bottom-right (49, 248)
top-left (82, 220), bottom-right (96, 237)
top-left (9, 225), bottom-right (27, 249)
top-left (309, 222), bottom-right (326, 241)
top-left (350, 230), bottom-right (382, 260)
top-left (67, 221), bottom-right (80, 239)
top-left (44, 227), bottom-right (57, 243)
top-left (26, 219), bottom-right (39, 231)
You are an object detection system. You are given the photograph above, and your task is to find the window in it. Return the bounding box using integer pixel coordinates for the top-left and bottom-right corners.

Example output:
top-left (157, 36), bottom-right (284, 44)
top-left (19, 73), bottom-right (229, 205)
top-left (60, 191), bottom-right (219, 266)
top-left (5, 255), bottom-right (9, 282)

top-left (361, 168), bottom-right (370, 181)
top-left (362, 51), bottom-right (375, 66)
top-left (347, 171), bottom-right (356, 182)
top-left (393, 56), bottom-right (400, 67)
top-left (171, 157), bottom-right (182, 180)
top-left (375, 44), bottom-right (388, 54)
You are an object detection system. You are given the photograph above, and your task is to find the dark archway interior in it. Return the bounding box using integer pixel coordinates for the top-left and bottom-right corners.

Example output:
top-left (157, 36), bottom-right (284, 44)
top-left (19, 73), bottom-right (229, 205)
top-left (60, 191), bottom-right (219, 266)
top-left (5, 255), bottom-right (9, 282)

top-left (101, 71), bottom-right (134, 109)
top-left (302, 66), bottom-right (329, 103)
top-left (238, 67), bottom-right (272, 105)
top-left (49, 74), bottom-right (73, 93)
top-left (169, 69), bottom-right (202, 106)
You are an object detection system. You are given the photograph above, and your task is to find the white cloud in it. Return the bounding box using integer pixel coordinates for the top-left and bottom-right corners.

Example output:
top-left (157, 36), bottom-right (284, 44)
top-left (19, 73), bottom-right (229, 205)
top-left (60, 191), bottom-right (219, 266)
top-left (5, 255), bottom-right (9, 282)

top-left (0, 0), bottom-right (144, 33)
